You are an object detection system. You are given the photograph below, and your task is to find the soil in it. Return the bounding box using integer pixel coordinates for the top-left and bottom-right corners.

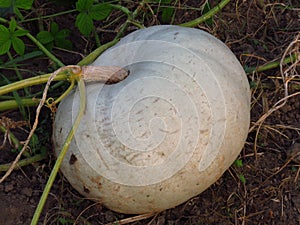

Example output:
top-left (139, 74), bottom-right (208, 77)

top-left (0, 0), bottom-right (300, 225)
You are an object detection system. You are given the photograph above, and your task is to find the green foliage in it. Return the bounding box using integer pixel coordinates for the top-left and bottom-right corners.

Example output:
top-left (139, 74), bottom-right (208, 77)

top-left (0, 0), bottom-right (34, 9)
top-left (37, 22), bottom-right (72, 50)
top-left (202, 0), bottom-right (213, 26)
top-left (57, 217), bottom-right (74, 225)
top-left (75, 0), bottom-right (112, 36)
top-left (234, 159), bottom-right (246, 184)
top-left (239, 174), bottom-right (246, 184)
top-left (0, 18), bottom-right (28, 55)
top-left (249, 80), bottom-right (257, 89)
top-left (0, 0), bottom-right (34, 18)
top-left (234, 159), bottom-right (243, 168)
top-left (156, 0), bottom-right (174, 23)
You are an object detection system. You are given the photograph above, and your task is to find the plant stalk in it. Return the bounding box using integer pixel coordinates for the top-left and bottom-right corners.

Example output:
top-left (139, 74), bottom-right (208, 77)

top-left (180, 0), bottom-right (230, 27)
top-left (30, 78), bottom-right (86, 225)
top-left (245, 53), bottom-right (298, 74)
top-left (0, 154), bottom-right (46, 172)
top-left (0, 73), bottom-right (67, 96)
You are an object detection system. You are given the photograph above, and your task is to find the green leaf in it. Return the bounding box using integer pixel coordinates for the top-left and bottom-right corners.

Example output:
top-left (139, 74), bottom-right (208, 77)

top-left (29, 133), bottom-right (38, 153)
top-left (75, 12), bottom-right (93, 36)
top-left (161, 7), bottom-right (174, 23)
top-left (14, 29), bottom-right (28, 36)
top-left (89, 4), bottom-right (112, 20)
top-left (55, 29), bottom-right (70, 39)
top-left (15, 0), bottom-right (34, 10)
top-left (234, 159), bottom-right (243, 168)
top-left (50, 22), bottom-right (59, 34)
top-left (37, 31), bottom-right (54, 44)
top-left (0, 39), bottom-right (11, 55)
top-left (0, 0), bottom-right (11, 8)
top-left (9, 18), bottom-right (17, 32)
top-left (11, 36), bottom-right (25, 55)
top-left (55, 38), bottom-right (72, 50)
top-left (76, 0), bottom-right (93, 11)
top-left (13, 6), bottom-right (23, 19)
top-left (239, 174), bottom-right (246, 184)
top-left (44, 42), bottom-right (54, 51)
top-left (0, 25), bottom-right (9, 41)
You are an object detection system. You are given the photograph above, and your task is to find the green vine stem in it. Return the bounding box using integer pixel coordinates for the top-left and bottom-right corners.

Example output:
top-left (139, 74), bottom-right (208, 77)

top-left (52, 79), bottom-right (75, 106)
top-left (114, 1), bottom-right (146, 40)
top-left (0, 98), bottom-right (39, 111)
top-left (77, 39), bottom-right (120, 66)
top-left (26, 32), bottom-right (64, 67)
top-left (30, 78), bottom-right (86, 225)
top-left (0, 153), bottom-right (46, 172)
top-left (0, 39), bottom-right (120, 111)
top-left (245, 53), bottom-right (298, 74)
top-left (180, 0), bottom-right (230, 27)
top-left (0, 73), bottom-right (68, 96)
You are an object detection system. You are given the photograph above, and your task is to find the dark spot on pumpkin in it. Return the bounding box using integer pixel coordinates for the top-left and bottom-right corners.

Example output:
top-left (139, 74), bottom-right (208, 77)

top-left (69, 154), bottom-right (77, 165)
top-left (83, 186), bottom-right (90, 193)
top-left (173, 32), bottom-right (179, 39)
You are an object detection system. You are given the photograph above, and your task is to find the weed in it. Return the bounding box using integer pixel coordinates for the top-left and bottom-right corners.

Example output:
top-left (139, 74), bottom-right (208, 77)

top-left (0, 18), bottom-right (28, 55)
top-left (37, 22), bottom-right (72, 51)
top-left (75, 0), bottom-right (112, 36)
top-left (57, 217), bottom-right (74, 225)
top-left (156, 0), bottom-right (175, 23)
top-left (234, 159), bottom-right (243, 168)
top-left (234, 159), bottom-right (246, 184)
top-left (0, 0), bottom-right (34, 19)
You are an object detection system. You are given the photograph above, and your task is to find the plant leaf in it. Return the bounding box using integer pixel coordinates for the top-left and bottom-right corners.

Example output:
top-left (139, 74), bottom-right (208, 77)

top-left (55, 38), bottom-right (72, 50)
top-left (12, 36), bottom-right (25, 55)
top-left (50, 22), bottom-right (59, 34)
top-left (55, 29), bottom-right (70, 39)
top-left (0, 39), bottom-right (11, 55)
top-left (15, 0), bottom-right (34, 10)
top-left (89, 4), bottom-right (112, 20)
top-left (234, 159), bottom-right (243, 168)
top-left (76, 0), bottom-right (93, 12)
top-left (161, 7), bottom-right (174, 23)
top-left (45, 42), bottom-right (54, 51)
top-left (239, 174), bottom-right (246, 184)
top-left (0, 25), bottom-right (9, 41)
top-left (37, 31), bottom-right (54, 44)
top-left (0, 0), bottom-right (11, 8)
top-left (75, 12), bottom-right (93, 36)
top-left (9, 18), bottom-right (17, 32)
top-left (14, 29), bottom-right (28, 36)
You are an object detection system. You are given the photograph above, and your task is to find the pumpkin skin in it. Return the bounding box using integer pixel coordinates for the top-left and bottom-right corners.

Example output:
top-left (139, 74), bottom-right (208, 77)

top-left (53, 25), bottom-right (250, 214)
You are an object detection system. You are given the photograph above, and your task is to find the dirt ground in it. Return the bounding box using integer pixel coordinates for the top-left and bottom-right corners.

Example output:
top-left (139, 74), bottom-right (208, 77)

top-left (0, 0), bottom-right (300, 224)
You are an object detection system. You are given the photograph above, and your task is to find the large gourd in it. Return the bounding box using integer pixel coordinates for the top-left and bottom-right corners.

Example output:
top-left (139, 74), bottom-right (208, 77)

top-left (53, 25), bottom-right (250, 214)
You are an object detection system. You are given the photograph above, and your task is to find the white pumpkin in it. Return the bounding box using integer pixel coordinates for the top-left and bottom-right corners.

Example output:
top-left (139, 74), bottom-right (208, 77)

top-left (53, 25), bottom-right (250, 214)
